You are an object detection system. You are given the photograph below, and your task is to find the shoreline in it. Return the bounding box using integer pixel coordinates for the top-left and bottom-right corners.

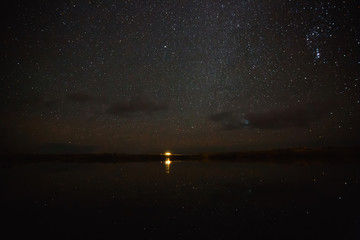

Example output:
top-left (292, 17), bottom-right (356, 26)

top-left (1, 146), bottom-right (359, 163)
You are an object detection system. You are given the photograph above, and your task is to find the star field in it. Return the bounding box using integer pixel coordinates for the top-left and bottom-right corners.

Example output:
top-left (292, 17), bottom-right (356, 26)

top-left (1, 0), bottom-right (359, 154)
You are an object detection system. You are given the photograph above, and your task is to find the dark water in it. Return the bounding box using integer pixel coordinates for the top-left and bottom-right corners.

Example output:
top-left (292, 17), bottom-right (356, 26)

top-left (1, 159), bottom-right (360, 239)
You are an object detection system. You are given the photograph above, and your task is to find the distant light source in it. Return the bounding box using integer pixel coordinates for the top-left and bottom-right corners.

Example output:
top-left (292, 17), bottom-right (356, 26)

top-left (164, 152), bottom-right (171, 156)
top-left (165, 159), bottom-right (171, 165)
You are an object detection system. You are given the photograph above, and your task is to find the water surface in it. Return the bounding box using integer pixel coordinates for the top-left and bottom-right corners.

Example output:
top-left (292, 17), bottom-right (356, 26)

top-left (1, 159), bottom-right (359, 239)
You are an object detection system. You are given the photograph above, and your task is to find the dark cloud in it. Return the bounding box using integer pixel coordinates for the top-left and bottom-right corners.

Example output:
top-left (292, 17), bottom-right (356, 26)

top-left (66, 92), bottom-right (102, 104)
top-left (38, 143), bottom-right (98, 154)
top-left (210, 101), bottom-right (333, 130)
top-left (107, 97), bottom-right (168, 117)
top-left (1, 91), bottom-right (57, 113)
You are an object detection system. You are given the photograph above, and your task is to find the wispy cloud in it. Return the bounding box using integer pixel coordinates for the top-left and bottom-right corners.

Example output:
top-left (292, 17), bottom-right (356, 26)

top-left (107, 97), bottom-right (168, 117)
top-left (66, 91), bottom-right (103, 104)
top-left (210, 101), bottom-right (333, 130)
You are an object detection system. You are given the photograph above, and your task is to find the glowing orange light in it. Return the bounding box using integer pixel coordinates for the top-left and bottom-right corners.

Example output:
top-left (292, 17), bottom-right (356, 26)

top-left (164, 158), bottom-right (171, 174)
top-left (164, 152), bottom-right (171, 156)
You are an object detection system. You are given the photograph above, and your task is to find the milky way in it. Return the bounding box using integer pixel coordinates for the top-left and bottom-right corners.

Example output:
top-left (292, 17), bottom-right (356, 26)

top-left (1, 0), bottom-right (359, 153)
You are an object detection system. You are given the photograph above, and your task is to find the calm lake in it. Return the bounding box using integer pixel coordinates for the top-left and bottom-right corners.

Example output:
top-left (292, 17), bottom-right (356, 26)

top-left (1, 159), bottom-right (360, 239)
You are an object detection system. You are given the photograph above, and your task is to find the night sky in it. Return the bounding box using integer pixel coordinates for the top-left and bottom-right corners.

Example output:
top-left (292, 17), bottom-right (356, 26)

top-left (1, 0), bottom-right (359, 154)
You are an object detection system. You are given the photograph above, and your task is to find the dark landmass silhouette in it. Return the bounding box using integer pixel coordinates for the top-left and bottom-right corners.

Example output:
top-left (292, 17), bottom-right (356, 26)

top-left (1, 146), bottom-right (359, 164)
